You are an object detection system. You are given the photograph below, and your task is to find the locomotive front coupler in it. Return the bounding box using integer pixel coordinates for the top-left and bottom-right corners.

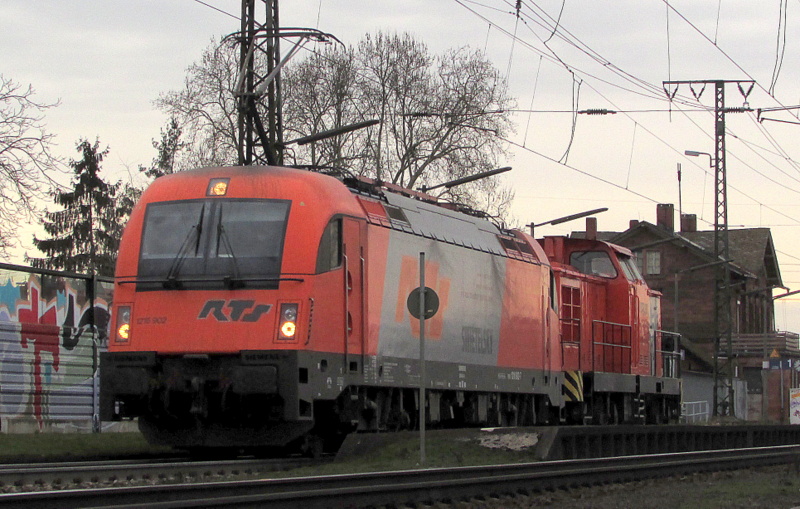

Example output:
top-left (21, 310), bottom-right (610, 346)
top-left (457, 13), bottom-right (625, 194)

top-left (189, 376), bottom-right (209, 419)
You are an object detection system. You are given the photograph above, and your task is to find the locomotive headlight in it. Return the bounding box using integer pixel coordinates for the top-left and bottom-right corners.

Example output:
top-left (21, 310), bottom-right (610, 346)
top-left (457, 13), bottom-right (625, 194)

top-left (277, 303), bottom-right (299, 340)
top-left (115, 305), bottom-right (132, 343)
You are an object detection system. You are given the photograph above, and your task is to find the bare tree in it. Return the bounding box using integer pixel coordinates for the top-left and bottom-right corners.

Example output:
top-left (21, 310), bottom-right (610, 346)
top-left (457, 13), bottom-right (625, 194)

top-left (156, 38), bottom-right (240, 170)
top-left (0, 76), bottom-right (63, 258)
top-left (288, 33), bottom-right (516, 218)
top-left (282, 45), bottom-right (365, 169)
top-left (157, 32), bottom-right (516, 220)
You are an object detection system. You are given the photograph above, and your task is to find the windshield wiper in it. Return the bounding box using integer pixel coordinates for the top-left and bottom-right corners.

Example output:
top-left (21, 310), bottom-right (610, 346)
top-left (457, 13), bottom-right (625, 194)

top-left (217, 221), bottom-right (244, 289)
top-left (164, 205), bottom-right (205, 289)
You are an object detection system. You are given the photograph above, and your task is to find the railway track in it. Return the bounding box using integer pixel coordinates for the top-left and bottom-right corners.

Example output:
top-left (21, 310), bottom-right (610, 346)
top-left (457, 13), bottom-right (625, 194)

top-left (1, 445), bottom-right (797, 509)
top-left (0, 456), bottom-right (321, 494)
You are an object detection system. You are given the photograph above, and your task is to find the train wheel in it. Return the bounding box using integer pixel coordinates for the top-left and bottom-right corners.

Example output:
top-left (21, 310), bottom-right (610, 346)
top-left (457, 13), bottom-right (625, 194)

top-left (611, 402), bottom-right (621, 425)
top-left (387, 409), bottom-right (412, 431)
top-left (592, 397), bottom-right (610, 425)
top-left (302, 434), bottom-right (325, 459)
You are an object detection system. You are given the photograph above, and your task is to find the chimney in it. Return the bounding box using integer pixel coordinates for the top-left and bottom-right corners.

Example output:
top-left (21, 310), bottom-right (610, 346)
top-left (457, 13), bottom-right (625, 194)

top-left (656, 203), bottom-right (675, 232)
top-left (586, 217), bottom-right (597, 240)
top-left (680, 213), bottom-right (697, 233)
top-left (629, 220), bottom-right (640, 229)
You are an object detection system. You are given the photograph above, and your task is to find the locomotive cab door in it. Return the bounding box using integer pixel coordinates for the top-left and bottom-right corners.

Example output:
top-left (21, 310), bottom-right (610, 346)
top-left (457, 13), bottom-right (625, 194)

top-left (342, 217), bottom-right (366, 373)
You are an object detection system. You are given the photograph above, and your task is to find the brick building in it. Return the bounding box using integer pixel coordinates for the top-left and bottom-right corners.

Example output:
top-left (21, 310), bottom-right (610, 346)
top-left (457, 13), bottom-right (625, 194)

top-left (575, 204), bottom-right (797, 422)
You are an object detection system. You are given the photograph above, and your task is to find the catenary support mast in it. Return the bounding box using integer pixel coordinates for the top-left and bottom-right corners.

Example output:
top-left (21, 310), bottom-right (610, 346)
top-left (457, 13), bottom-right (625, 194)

top-left (663, 79), bottom-right (753, 417)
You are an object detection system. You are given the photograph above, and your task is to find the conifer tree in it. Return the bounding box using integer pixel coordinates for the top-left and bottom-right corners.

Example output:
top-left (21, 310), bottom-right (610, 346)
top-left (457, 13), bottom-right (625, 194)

top-left (27, 139), bottom-right (121, 276)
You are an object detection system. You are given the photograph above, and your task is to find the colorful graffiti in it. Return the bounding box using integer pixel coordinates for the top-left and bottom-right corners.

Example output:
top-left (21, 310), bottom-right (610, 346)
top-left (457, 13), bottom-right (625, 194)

top-left (0, 268), bottom-right (112, 430)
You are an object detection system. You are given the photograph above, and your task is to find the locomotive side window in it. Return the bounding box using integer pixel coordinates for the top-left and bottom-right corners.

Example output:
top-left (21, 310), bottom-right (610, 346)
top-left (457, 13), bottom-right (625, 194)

top-left (569, 251), bottom-right (618, 279)
top-left (561, 285), bottom-right (581, 342)
top-left (316, 218), bottom-right (342, 273)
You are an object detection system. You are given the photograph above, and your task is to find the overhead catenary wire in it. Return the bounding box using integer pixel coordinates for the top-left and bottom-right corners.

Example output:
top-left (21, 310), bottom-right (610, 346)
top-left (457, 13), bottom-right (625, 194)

top-left (769, 0), bottom-right (788, 96)
top-left (480, 1), bottom-right (800, 231)
top-left (190, 0), bottom-right (239, 20)
top-left (192, 0), bottom-right (800, 239)
top-left (453, 0), bottom-right (704, 106)
top-left (661, 0), bottom-right (800, 121)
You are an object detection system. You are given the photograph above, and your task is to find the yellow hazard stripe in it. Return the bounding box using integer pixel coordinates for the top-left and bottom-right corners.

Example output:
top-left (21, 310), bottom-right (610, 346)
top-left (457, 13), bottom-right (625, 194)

top-left (562, 370), bottom-right (583, 402)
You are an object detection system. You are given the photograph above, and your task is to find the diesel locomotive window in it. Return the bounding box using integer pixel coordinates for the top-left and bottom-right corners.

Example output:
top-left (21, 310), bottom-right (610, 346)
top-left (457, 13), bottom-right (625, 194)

top-left (316, 218), bottom-right (342, 273)
top-left (618, 254), bottom-right (643, 282)
top-left (569, 251), bottom-right (618, 279)
top-left (138, 198), bottom-right (290, 290)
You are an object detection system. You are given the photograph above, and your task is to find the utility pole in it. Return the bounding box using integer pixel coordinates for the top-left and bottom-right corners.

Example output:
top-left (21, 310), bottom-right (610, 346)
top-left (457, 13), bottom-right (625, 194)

top-left (236, 0), bottom-right (281, 166)
top-left (233, 0), bottom-right (334, 166)
top-left (664, 79), bottom-right (753, 418)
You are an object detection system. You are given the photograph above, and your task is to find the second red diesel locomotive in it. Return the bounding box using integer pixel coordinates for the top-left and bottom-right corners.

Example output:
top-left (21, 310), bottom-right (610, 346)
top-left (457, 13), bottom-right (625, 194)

top-left (100, 165), bottom-right (681, 452)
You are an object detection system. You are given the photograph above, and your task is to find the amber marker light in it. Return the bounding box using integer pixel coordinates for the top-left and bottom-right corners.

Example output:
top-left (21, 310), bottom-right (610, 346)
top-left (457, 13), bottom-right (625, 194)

top-left (118, 323), bottom-right (130, 341)
top-left (281, 321), bottom-right (297, 338)
top-left (207, 178), bottom-right (229, 196)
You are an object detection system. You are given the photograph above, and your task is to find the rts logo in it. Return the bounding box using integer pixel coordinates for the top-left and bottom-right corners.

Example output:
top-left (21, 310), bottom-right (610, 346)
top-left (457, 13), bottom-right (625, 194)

top-left (198, 300), bottom-right (272, 322)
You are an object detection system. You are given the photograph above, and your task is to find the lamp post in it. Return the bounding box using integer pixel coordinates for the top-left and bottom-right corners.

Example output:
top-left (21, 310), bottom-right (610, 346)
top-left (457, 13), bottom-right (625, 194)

top-left (684, 150), bottom-right (714, 167)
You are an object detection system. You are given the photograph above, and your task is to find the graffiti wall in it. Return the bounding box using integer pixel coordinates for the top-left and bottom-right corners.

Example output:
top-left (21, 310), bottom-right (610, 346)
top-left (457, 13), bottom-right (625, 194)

top-left (0, 264), bottom-right (112, 432)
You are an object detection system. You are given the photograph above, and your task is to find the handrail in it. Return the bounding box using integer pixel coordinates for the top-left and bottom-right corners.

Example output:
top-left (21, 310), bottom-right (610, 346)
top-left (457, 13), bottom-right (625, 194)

top-left (681, 400), bottom-right (710, 423)
top-left (591, 320), bottom-right (632, 374)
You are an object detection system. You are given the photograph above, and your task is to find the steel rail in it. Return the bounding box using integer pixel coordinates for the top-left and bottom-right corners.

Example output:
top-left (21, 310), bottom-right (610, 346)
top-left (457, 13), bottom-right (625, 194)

top-left (0, 456), bottom-right (319, 493)
top-left (1, 445), bottom-right (797, 509)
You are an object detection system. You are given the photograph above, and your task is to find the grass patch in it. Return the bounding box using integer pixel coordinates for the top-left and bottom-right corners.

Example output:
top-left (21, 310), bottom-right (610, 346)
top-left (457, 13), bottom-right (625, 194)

top-left (0, 428), bottom-right (542, 473)
top-left (0, 432), bottom-right (173, 463)
top-left (283, 430), bottom-right (543, 477)
top-left (675, 469), bottom-right (800, 509)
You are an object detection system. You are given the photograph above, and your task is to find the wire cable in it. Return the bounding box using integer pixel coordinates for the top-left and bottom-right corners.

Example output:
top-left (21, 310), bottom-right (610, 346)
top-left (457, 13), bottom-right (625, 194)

top-left (190, 0), bottom-right (240, 20)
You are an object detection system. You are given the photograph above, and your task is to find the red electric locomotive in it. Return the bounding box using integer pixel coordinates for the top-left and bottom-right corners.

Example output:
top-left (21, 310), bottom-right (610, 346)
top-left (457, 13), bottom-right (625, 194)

top-left (100, 165), bottom-right (681, 452)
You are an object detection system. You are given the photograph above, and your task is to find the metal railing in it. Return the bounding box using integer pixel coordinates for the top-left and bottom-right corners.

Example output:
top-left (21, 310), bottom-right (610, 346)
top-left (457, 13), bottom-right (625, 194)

top-left (592, 320), bottom-right (632, 373)
top-left (658, 330), bottom-right (682, 379)
top-left (681, 400), bottom-right (710, 423)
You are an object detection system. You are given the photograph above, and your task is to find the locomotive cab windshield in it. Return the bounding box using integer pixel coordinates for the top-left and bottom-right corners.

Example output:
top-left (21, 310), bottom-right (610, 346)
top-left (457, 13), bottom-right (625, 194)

top-left (137, 198), bottom-right (291, 290)
top-left (617, 253), bottom-right (644, 282)
top-left (569, 250), bottom-right (618, 279)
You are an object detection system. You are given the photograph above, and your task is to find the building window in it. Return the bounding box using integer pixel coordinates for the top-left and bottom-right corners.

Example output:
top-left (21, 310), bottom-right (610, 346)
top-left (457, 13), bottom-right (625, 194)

top-left (638, 250), bottom-right (661, 275)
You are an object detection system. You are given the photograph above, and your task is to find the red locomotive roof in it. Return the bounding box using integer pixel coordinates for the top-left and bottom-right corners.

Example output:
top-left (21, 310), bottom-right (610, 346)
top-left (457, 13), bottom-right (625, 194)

top-left (117, 165), bottom-right (364, 279)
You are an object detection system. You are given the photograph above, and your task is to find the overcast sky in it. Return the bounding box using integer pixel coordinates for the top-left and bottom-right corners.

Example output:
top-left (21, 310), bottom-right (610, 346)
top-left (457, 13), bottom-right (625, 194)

top-left (4, 0), bottom-right (800, 330)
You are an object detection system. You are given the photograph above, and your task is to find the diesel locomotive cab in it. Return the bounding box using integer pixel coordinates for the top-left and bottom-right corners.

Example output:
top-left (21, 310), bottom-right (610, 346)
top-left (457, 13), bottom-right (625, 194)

top-left (100, 166), bottom-right (360, 449)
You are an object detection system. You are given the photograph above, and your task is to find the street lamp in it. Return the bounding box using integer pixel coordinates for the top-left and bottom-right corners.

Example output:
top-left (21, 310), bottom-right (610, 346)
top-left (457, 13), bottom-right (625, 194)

top-left (684, 150), bottom-right (714, 167)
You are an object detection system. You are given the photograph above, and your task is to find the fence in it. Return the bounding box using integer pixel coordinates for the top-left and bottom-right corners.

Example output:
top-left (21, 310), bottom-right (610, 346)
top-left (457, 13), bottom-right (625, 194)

top-left (681, 400), bottom-right (711, 423)
top-left (0, 263), bottom-right (113, 433)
